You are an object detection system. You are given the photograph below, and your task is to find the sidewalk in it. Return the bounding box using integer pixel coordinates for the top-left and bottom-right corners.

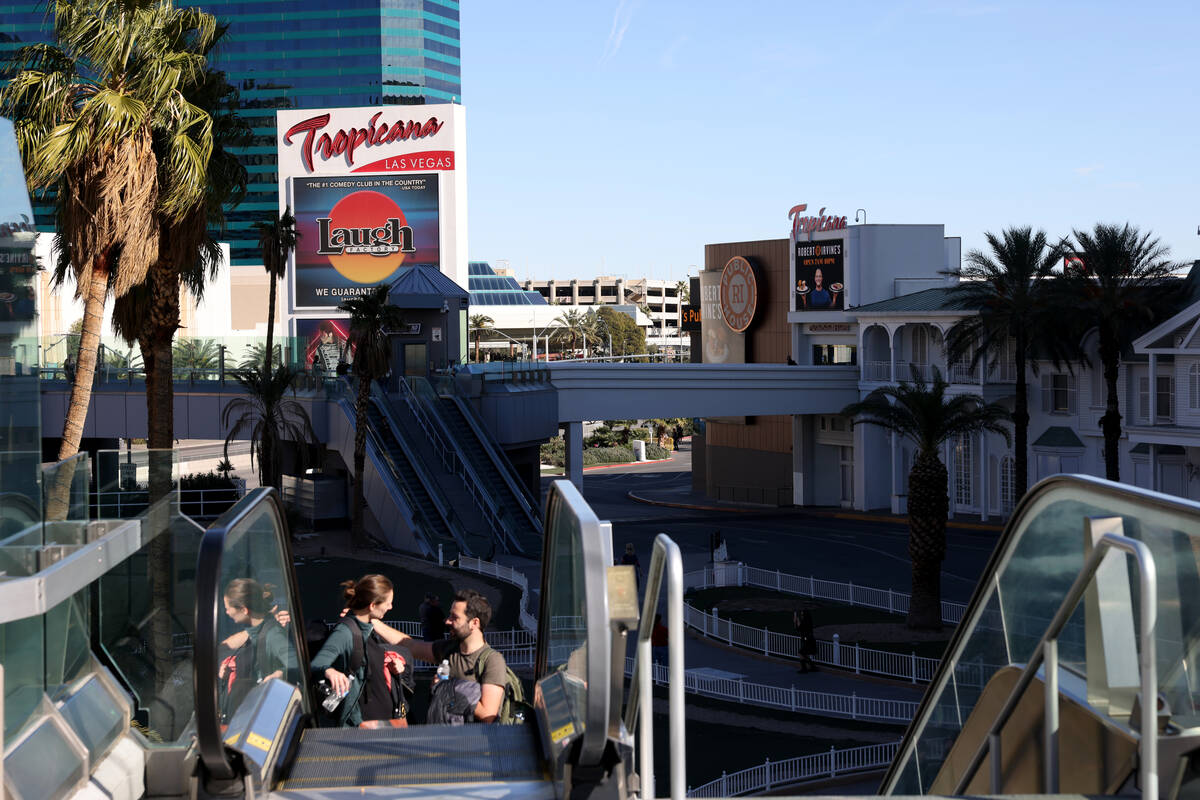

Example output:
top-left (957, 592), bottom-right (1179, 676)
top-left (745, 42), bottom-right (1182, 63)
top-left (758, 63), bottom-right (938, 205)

top-left (628, 485), bottom-right (1005, 532)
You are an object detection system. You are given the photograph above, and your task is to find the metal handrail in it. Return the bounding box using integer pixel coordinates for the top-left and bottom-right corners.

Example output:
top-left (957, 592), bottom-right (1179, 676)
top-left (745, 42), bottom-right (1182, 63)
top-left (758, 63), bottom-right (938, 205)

top-left (623, 533), bottom-right (686, 800)
top-left (394, 380), bottom-right (522, 554)
top-left (952, 529), bottom-right (1158, 797)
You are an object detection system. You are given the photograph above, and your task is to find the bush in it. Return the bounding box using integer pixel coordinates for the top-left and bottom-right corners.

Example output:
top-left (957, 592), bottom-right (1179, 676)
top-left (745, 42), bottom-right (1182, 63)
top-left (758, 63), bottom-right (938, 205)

top-left (585, 425), bottom-right (622, 448)
top-left (629, 427), bottom-right (650, 441)
top-left (582, 446), bottom-right (635, 466)
top-left (540, 437), bottom-right (565, 467)
top-left (180, 470), bottom-right (236, 492)
top-left (645, 443), bottom-right (671, 460)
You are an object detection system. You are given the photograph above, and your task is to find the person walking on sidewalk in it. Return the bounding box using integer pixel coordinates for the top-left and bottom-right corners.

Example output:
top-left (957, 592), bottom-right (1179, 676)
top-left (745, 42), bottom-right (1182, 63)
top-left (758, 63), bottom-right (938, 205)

top-left (795, 609), bottom-right (818, 673)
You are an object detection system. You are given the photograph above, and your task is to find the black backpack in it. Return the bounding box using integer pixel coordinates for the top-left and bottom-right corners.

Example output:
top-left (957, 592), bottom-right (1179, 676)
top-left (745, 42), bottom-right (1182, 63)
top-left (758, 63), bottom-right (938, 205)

top-left (317, 618), bottom-right (414, 725)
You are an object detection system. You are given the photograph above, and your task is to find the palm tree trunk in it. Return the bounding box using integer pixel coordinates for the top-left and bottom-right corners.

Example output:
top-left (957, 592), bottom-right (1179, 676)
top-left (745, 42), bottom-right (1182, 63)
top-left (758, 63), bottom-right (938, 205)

top-left (1013, 346), bottom-right (1029, 496)
top-left (264, 272), bottom-right (277, 375)
top-left (146, 263), bottom-right (179, 695)
top-left (1099, 332), bottom-right (1122, 481)
top-left (48, 251), bottom-right (111, 520)
top-left (475, 332), bottom-right (480, 362)
top-left (352, 374), bottom-right (371, 546)
top-left (906, 448), bottom-right (947, 629)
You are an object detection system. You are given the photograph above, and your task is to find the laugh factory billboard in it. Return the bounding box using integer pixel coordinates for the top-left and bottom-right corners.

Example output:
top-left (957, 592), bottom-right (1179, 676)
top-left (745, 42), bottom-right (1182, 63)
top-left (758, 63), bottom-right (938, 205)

top-left (276, 104), bottom-right (467, 316)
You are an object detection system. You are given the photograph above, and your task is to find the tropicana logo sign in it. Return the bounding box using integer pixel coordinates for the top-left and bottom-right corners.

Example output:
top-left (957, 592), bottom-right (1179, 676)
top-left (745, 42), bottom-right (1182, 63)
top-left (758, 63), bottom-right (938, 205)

top-left (284, 111), bottom-right (449, 173)
top-left (788, 204), bottom-right (847, 239)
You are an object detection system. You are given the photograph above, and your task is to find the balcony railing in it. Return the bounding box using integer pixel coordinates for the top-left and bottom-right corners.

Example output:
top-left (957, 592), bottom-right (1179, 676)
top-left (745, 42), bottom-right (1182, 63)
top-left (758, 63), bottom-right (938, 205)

top-left (863, 361), bottom-right (890, 381)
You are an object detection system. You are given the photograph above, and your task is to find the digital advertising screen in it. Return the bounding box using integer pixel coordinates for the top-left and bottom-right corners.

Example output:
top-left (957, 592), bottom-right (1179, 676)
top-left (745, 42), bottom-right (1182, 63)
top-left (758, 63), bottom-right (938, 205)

top-left (793, 238), bottom-right (844, 311)
top-left (295, 317), bottom-right (354, 371)
top-left (290, 173), bottom-right (440, 310)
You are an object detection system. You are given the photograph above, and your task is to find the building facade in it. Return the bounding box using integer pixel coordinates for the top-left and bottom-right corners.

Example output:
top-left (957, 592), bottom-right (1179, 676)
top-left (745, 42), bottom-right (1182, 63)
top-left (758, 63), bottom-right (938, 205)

top-left (522, 276), bottom-right (687, 353)
top-left (698, 214), bottom-right (1200, 517)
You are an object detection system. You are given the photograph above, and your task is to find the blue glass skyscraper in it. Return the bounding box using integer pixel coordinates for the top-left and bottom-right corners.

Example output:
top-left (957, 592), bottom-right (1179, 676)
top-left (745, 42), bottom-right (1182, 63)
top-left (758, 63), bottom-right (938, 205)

top-left (0, 0), bottom-right (461, 263)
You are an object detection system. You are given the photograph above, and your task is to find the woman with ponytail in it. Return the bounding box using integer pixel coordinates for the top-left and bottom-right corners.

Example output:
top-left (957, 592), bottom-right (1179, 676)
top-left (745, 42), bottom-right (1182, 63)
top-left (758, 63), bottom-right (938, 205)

top-left (310, 574), bottom-right (411, 726)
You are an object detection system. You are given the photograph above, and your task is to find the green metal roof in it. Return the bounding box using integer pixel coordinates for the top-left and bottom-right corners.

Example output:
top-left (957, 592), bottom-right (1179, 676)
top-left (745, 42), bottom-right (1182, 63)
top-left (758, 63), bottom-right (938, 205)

top-left (854, 288), bottom-right (969, 313)
top-left (1032, 426), bottom-right (1085, 449)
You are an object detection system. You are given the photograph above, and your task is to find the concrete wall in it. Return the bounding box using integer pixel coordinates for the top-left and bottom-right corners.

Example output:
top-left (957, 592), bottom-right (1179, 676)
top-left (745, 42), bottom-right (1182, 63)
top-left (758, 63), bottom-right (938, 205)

top-left (705, 443), bottom-right (791, 506)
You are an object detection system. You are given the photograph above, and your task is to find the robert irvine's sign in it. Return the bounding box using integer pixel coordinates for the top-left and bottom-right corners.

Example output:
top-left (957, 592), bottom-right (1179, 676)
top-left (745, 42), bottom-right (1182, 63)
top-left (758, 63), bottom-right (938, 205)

top-left (277, 104), bottom-right (468, 305)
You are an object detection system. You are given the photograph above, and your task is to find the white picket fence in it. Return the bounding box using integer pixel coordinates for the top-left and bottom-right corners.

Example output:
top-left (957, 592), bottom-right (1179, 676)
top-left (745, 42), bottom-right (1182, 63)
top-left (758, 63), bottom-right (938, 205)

top-left (686, 564), bottom-right (968, 626)
top-left (688, 741), bottom-right (900, 797)
top-left (624, 658), bottom-right (916, 724)
top-left (684, 602), bottom-right (941, 684)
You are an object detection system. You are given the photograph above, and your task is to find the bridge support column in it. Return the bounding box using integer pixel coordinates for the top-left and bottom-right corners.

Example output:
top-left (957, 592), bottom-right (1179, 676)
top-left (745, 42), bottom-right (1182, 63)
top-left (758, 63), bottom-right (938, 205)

top-left (791, 415), bottom-right (813, 506)
top-left (565, 421), bottom-right (584, 490)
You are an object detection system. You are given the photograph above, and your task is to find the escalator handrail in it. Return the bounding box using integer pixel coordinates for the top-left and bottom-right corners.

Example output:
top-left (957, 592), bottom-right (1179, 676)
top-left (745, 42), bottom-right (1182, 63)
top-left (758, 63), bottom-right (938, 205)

top-left (535, 479), bottom-right (611, 766)
top-left (880, 473), bottom-right (1200, 794)
top-left (416, 377), bottom-right (542, 532)
top-left (194, 487), bottom-right (311, 782)
top-left (395, 379), bottom-right (524, 554)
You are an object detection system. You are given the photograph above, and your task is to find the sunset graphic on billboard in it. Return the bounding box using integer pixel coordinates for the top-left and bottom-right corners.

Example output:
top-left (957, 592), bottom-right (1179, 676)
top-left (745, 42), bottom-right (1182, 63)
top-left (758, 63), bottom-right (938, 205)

top-left (291, 173), bottom-right (439, 309)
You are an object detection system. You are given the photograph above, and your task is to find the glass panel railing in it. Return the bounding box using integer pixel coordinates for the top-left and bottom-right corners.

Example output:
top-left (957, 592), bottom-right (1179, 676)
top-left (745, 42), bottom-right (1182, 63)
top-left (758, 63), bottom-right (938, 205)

top-left (536, 479), bottom-right (611, 768)
top-left (195, 489), bottom-right (309, 780)
top-left (883, 475), bottom-right (1200, 794)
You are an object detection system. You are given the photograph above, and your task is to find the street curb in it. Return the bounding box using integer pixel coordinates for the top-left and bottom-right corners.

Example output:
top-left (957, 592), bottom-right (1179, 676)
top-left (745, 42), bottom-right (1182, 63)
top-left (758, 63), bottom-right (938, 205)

top-left (541, 455), bottom-right (677, 474)
top-left (626, 491), bottom-right (1005, 532)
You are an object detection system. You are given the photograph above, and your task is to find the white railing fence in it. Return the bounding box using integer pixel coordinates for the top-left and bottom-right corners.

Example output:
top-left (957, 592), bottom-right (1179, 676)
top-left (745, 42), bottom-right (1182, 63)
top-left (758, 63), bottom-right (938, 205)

top-left (685, 564), bottom-right (968, 627)
top-left (624, 658), bottom-right (916, 724)
top-left (458, 555), bottom-right (538, 632)
top-left (688, 741), bottom-right (900, 797)
top-left (684, 603), bottom-right (940, 684)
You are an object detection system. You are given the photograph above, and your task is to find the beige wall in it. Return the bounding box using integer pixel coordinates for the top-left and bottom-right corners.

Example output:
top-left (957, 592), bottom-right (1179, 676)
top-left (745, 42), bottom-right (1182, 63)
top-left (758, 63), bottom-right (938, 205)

top-left (230, 267), bottom-right (281, 333)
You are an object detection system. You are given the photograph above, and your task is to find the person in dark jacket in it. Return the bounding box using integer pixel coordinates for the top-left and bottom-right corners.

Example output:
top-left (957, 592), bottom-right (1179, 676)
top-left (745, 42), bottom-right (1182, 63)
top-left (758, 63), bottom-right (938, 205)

top-left (419, 592), bottom-right (445, 641)
top-left (794, 609), bottom-right (818, 673)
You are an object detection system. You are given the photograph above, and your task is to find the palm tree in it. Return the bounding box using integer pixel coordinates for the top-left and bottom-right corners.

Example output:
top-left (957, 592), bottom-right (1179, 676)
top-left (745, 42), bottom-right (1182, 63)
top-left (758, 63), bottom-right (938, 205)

top-left (841, 367), bottom-right (1011, 629)
top-left (469, 314), bottom-right (493, 362)
top-left (2, 0), bottom-right (217, 467)
top-left (1064, 223), bottom-right (1177, 481)
top-left (552, 309), bottom-right (589, 358)
top-left (338, 286), bottom-right (404, 545)
top-left (944, 227), bottom-right (1071, 498)
top-left (222, 365), bottom-right (317, 491)
top-left (255, 208), bottom-right (298, 375)
top-left (172, 337), bottom-right (221, 378)
top-left (238, 342), bottom-right (283, 371)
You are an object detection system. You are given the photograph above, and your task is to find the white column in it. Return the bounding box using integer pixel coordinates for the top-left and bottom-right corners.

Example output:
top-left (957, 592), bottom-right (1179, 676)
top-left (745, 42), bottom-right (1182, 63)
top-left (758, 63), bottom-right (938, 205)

top-left (565, 421), bottom-right (584, 490)
top-left (1149, 354), bottom-right (1157, 425)
top-left (1151, 443), bottom-right (1159, 492)
top-left (980, 431), bottom-right (989, 522)
top-left (889, 327), bottom-right (897, 383)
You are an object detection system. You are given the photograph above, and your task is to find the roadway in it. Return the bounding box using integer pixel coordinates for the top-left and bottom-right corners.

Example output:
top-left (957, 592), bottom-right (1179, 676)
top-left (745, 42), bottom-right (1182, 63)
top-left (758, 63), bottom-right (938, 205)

top-left (546, 444), bottom-right (1000, 605)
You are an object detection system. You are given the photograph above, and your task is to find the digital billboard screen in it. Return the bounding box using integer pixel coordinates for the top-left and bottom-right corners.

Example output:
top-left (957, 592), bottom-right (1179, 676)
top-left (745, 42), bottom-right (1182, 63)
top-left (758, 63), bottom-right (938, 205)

top-left (793, 238), bottom-right (844, 311)
top-left (290, 173), bottom-right (440, 310)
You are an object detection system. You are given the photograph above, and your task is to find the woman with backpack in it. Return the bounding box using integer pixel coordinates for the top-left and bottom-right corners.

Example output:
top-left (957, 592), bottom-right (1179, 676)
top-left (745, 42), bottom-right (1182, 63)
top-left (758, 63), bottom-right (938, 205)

top-left (310, 574), bottom-right (412, 727)
top-left (218, 579), bottom-right (297, 721)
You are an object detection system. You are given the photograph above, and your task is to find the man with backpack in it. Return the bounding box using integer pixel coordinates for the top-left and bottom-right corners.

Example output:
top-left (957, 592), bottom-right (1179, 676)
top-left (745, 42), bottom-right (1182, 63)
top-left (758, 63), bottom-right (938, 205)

top-left (374, 589), bottom-right (517, 723)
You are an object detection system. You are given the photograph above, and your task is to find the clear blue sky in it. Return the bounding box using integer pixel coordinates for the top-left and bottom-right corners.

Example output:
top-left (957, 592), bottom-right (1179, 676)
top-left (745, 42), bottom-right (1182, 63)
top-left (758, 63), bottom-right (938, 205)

top-left (461, 1), bottom-right (1200, 284)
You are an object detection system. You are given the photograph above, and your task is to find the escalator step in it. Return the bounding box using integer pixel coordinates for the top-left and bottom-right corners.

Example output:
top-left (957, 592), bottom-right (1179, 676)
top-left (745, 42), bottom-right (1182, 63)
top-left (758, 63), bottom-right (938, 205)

top-left (279, 725), bottom-right (545, 790)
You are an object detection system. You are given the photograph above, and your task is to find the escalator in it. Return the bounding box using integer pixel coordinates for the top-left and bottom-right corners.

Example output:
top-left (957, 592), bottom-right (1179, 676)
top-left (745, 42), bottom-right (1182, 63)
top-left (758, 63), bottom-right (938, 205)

top-left (881, 475), bottom-right (1200, 797)
top-left (191, 480), bottom-right (635, 798)
top-left (409, 377), bottom-right (542, 554)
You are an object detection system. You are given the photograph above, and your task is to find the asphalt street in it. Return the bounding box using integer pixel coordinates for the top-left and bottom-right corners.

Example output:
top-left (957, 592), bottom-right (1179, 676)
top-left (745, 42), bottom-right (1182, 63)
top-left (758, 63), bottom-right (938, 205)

top-left (542, 445), bottom-right (1000, 605)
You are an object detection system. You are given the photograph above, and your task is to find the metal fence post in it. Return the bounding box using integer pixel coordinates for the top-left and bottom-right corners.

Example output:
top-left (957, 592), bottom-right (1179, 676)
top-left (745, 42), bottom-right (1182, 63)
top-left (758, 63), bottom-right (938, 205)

top-left (854, 642), bottom-right (860, 674)
top-left (911, 651), bottom-right (917, 685)
top-left (830, 746), bottom-right (836, 777)
top-left (849, 579), bottom-right (855, 606)
top-left (763, 626), bottom-right (770, 656)
top-left (764, 758), bottom-right (772, 791)
top-left (790, 685), bottom-right (796, 712)
top-left (852, 692), bottom-right (857, 720)
top-left (888, 587), bottom-right (894, 613)
top-left (710, 607), bottom-right (717, 637)
top-left (833, 633), bottom-right (840, 666)
top-left (776, 568), bottom-right (781, 590)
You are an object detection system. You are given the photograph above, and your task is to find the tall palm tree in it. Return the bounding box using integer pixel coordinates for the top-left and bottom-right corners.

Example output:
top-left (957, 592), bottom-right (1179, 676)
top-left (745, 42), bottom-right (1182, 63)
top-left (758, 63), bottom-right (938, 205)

top-left (944, 227), bottom-right (1071, 498)
top-left (238, 342), bottom-right (283, 371)
top-left (552, 308), bottom-right (589, 357)
top-left (2, 0), bottom-right (217, 467)
top-left (842, 367), bottom-right (1011, 629)
top-left (338, 286), bottom-right (404, 545)
top-left (255, 208), bottom-right (298, 375)
top-left (172, 337), bottom-right (221, 378)
top-left (1064, 223), bottom-right (1177, 481)
top-left (469, 313), bottom-right (493, 362)
top-left (222, 365), bottom-right (317, 492)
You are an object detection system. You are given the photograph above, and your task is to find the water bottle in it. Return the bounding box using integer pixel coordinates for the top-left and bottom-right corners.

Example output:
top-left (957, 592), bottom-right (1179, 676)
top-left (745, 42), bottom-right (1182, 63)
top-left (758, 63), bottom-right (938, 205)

top-left (436, 659), bottom-right (450, 683)
top-left (320, 675), bottom-right (354, 712)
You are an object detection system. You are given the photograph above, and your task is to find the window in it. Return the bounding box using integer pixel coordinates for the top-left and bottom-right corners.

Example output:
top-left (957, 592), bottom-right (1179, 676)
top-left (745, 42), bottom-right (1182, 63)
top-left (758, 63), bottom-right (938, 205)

top-left (1138, 375), bottom-right (1174, 421)
top-left (999, 456), bottom-right (1015, 513)
top-left (954, 433), bottom-right (973, 507)
top-left (1041, 373), bottom-right (1076, 414)
top-left (812, 344), bottom-right (857, 366)
top-left (839, 446), bottom-right (854, 505)
top-left (1191, 364), bottom-right (1200, 410)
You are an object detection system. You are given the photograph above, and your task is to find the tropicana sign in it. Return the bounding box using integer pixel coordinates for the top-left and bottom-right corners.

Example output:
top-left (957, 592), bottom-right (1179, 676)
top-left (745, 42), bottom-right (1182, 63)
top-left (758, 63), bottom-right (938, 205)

top-left (283, 111), bottom-right (448, 173)
top-left (788, 203), bottom-right (847, 239)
